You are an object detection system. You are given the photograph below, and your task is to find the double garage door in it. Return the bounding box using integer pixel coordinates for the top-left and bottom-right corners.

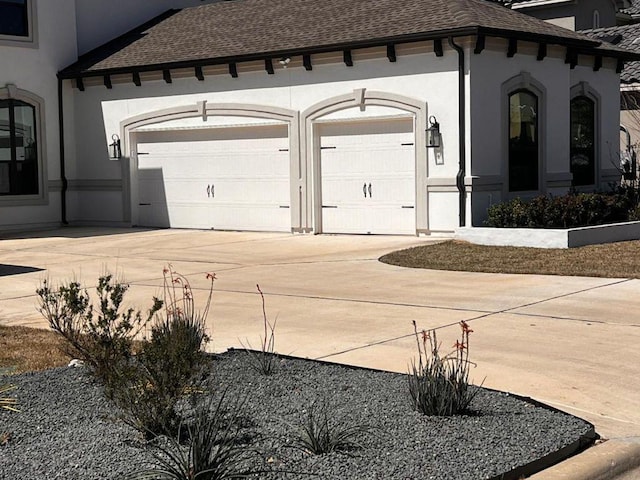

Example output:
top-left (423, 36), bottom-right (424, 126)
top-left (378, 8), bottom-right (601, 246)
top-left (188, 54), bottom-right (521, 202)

top-left (136, 125), bottom-right (291, 232)
top-left (135, 119), bottom-right (416, 234)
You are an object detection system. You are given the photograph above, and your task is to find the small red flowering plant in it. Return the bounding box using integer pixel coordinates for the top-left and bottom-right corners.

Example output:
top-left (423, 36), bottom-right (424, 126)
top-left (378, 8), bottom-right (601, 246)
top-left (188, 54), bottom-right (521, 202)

top-left (408, 320), bottom-right (481, 416)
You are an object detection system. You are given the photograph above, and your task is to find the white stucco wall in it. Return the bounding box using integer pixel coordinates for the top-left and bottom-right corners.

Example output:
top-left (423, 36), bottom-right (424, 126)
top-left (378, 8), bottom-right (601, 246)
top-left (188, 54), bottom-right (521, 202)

top-left (65, 38), bottom-right (624, 233)
top-left (0, 0), bottom-right (77, 231)
top-left (468, 39), bottom-right (621, 226)
top-left (68, 46), bottom-right (463, 231)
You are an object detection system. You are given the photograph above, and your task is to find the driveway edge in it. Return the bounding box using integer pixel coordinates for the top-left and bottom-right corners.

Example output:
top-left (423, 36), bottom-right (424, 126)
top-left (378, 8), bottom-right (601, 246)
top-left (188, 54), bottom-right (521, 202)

top-left (528, 437), bottom-right (640, 480)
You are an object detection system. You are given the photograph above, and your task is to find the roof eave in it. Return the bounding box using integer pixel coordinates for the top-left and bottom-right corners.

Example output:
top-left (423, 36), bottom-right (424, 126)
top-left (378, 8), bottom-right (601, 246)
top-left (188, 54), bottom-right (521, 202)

top-left (58, 26), bottom-right (624, 80)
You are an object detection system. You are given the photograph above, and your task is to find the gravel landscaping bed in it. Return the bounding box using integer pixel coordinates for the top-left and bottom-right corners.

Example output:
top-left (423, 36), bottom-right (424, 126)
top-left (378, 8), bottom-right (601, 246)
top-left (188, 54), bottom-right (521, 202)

top-left (0, 350), bottom-right (596, 479)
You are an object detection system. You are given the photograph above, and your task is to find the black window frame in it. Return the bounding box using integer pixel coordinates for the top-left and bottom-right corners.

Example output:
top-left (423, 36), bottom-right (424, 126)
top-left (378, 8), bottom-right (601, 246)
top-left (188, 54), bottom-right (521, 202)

top-left (0, 0), bottom-right (29, 38)
top-left (508, 88), bottom-right (540, 193)
top-left (570, 95), bottom-right (596, 187)
top-left (0, 98), bottom-right (39, 196)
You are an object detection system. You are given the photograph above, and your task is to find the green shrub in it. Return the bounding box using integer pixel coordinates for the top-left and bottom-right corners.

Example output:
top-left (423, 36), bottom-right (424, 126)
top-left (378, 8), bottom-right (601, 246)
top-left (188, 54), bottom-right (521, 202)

top-left (110, 266), bottom-right (214, 439)
top-left (36, 274), bottom-right (162, 386)
top-left (485, 190), bottom-right (638, 228)
top-left (408, 321), bottom-right (479, 416)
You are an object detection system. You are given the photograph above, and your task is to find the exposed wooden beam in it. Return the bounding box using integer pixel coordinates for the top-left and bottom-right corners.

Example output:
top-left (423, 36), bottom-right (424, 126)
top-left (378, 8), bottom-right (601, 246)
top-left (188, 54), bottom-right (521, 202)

top-left (565, 49), bottom-right (577, 68)
top-left (229, 62), bottom-right (238, 78)
top-left (593, 56), bottom-right (602, 71)
top-left (195, 66), bottom-right (204, 81)
top-left (76, 77), bottom-right (85, 91)
top-left (132, 72), bottom-right (141, 86)
top-left (103, 75), bottom-right (112, 89)
top-left (163, 69), bottom-right (172, 84)
top-left (343, 50), bottom-right (353, 67)
top-left (537, 43), bottom-right (547, 61)
top-left (507, 38), bottom-right (517, 57)
top-left (387, 44), bottom-right (397, 62)
top-left (433, 39), bottom-right (443, 57)
top-left (265, 58), bottom-right (274, 75)
top-left (474, 35), bottom-right (485, 54)
top-left (617, 59), bottom-right (625, 74)
top-left (303, 54), bottom-right (312, 71)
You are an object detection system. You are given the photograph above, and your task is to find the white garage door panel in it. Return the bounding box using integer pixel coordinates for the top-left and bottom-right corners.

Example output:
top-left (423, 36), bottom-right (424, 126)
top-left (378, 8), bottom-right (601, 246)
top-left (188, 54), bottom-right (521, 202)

top-left (136, 125), bottom-right (290, 232)
top-left (320, 119), bottom-right (415, 235)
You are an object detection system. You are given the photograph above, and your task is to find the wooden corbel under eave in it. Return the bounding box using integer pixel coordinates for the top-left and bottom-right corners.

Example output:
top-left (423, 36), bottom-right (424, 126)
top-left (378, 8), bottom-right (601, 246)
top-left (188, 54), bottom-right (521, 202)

top-left (303, 54), bottom-right (312, 71)
top-left (507, 38), bottom-right (517, 58)
top-left (343, 50), bottom-right (353, 67)
top-left (265, 58), bottom-right (274, 75)
top-left (537, 43), bottom-right (547, 61)
top-left (593, 56), bottom-right (602, 71)
top-left (433, 38), bottom-right (443, 57)
top-left (565, 49), bottom-right (577, 69)
top-left (387, 44), bottom-right (397, 62)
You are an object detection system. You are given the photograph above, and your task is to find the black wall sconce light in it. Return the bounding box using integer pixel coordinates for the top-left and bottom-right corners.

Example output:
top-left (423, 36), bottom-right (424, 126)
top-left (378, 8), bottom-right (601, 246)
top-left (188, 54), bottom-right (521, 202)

top-left (109, 134), bottom-right (122, 159)
top-left (426, 115), bottom-right (441, 148)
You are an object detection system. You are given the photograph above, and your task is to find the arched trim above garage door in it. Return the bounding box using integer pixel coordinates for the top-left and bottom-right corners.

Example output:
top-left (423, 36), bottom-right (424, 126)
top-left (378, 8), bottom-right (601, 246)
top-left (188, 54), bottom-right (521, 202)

top-left (300, 90), bottom-right (428, 234)
top-left (118, 102), bottom-right (302, 231)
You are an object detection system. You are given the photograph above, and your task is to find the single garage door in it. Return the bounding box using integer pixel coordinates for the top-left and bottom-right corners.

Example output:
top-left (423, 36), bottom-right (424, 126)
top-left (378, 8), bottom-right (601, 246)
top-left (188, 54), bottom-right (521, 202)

top-left (136, 124), bottom-right (291, 231)
top-left (319, 118), bottom-right (416, 234)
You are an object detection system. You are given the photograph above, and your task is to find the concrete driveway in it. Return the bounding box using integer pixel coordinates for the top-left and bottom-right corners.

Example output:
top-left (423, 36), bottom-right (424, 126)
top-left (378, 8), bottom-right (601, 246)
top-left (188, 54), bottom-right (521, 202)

top-left (1, 227), bottom-right (639, 442)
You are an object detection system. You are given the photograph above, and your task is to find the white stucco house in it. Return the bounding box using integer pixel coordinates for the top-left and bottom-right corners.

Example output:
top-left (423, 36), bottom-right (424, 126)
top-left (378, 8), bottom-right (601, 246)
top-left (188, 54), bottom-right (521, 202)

top-left (1, 0), bottom-right (637, 236)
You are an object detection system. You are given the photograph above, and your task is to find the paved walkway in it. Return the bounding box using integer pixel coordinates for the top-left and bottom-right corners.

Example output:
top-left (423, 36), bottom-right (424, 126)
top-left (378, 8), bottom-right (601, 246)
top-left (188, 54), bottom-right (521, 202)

top-left (1, 227), bottom-right (639, 441)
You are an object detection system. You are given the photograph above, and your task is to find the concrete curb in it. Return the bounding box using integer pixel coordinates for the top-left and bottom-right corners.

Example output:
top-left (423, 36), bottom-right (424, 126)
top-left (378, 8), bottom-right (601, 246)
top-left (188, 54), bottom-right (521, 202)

top-left (529, 438), bottom-right (640, 480)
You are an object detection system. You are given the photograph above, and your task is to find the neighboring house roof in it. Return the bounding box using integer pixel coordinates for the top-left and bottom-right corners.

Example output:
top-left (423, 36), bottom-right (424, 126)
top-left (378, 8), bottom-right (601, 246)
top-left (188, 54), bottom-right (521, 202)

top-left (59, 0), bottom-right (636, 80)
top-left (581, 23), bottom-right (640, 82)
top-left (620, 0), bottom-right (640, 16)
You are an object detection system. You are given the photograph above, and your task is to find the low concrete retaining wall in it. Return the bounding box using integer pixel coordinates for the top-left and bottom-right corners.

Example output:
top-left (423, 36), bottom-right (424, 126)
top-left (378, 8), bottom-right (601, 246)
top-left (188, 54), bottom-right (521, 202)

top-left (455, 221), bottom-right (640, 249)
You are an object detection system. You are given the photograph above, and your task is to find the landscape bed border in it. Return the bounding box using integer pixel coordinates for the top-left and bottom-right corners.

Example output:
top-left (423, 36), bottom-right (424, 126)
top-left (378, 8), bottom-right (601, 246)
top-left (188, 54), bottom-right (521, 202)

top-left (233, 348), bottom-right (599, 480)
top-left (455, 221), bottom-right (640, 248)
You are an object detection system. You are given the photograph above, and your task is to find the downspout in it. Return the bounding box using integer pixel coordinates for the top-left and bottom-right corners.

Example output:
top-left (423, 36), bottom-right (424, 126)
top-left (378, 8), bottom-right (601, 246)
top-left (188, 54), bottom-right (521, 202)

top-left (57, 77), bottom-right (68, 225)
top-left (448, 37), bottom-right (466, 227)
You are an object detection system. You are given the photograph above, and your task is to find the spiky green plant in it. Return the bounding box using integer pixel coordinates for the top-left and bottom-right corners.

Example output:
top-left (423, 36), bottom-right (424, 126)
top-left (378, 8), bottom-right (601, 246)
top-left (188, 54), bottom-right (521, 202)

top-left (407, 320), bottom-right (481, 416)
top-left (292, 399), bottom-right (371, 456)
top-left (127, 392), bottom-right (255, 480)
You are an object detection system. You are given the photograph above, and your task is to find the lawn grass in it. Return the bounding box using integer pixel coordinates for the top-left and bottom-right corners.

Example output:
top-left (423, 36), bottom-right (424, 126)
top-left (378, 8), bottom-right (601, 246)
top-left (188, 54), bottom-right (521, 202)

top-left (380, 239), bottom-right (640, 278)
top-left (0, 325), bottom-right (68, 373)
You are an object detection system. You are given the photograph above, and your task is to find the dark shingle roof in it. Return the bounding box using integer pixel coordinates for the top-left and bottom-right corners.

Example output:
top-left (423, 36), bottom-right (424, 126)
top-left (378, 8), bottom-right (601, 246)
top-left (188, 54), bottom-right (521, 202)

top-left (59, 0), bottom-right (635, 79)
top-left (582, 23), bottom-right (640, 82)
top-left (621, 0), bottom-right (640, 16)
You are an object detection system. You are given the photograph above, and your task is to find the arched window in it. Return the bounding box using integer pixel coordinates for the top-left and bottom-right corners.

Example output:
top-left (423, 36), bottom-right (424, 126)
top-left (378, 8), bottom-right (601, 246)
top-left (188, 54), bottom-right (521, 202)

top-left (508, 89), bottom-right (539, 192)
top-left (570, 96), bottom-right (595, 186)
top-left (0, 85), bottom-right (44, 200)
top-left (593, 10), bottom-right (600, 29)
